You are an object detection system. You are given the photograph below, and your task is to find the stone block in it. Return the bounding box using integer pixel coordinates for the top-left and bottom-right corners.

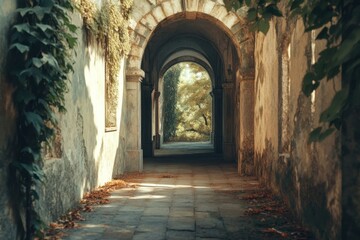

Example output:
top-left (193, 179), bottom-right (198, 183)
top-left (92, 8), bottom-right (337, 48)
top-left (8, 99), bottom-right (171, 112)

top-left (168, 217), bottom-right (195, 231)
top-left (222, 12), bottom-right (239, 30)
top-left (170, 0), bottom-right (183, 14)
top-left (143, 207), bottom-right (170, 216)
top-left (152, 5), bottom-right (166, 23)
top-left (135, 23), bottom-right (150, 38)
top-left (131, 2), bottom-right (153, 23)
top-left (129, 44), bottom-right (143, 58)
top-left (186, 0), bottom-right (199, 12)
top-left (162, 1), bottom-right (174, 17)
top-left (166, 230), bottom-right (195, 240)
top-left (201, 0), bottom-right (216, 14)
top-left (141, 13), bottom-right (158, 30)
top-left (210, 5), bottom-right (228, 22)
top-left (126, 56), bottom-right (142, 69)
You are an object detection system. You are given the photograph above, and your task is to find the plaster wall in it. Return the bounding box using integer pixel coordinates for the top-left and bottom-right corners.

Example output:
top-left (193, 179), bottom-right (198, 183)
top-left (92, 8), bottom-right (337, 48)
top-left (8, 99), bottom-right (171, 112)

top-left (254, 21), bottom-right (279, 188)
top-left (0, 1), bottom-right (18, 239)
top-left (0, 7), bottom-right (128, 236)
top-left (254, 17), bottom-right (341, 239)
top-left (37, 14), bottom-right (128, 223)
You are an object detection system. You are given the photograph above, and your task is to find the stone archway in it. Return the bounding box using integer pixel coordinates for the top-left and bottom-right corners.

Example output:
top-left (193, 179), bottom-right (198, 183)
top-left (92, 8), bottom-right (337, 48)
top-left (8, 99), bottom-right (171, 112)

top-left (125, 0), bottom-right (255, 175)
top-left (157, 54), bottom-right (215, 150)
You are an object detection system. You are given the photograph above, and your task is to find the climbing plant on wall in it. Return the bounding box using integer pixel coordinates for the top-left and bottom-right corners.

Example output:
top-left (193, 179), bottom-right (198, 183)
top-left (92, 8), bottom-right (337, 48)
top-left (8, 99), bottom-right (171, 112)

top-left (224, 0), bottom-right (360, 142)
top-left (163, 65), bottom-right (181, 142)
top-left (7, 0), bottom-right (77, 239)
top-left (74, 0), bottom-right (133, 128)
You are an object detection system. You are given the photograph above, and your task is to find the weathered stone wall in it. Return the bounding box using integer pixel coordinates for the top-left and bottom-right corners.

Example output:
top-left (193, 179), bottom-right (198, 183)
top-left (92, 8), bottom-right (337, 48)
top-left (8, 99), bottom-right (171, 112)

top-left (36, 13), bottom-right (128, 223)
top-left (254, 15), bottom-right (341, 239)
top-left (254, 21), bottom-right (279, 188)
top-left (0, 4), bottom-right (128, 237)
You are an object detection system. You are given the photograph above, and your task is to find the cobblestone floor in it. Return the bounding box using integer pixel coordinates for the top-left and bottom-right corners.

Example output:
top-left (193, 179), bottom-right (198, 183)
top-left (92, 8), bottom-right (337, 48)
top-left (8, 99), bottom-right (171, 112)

top-left (61, 154), bottom-right (312, 240)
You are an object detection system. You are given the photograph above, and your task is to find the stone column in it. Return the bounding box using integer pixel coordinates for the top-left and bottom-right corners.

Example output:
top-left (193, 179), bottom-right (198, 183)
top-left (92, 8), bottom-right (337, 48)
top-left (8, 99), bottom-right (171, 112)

top-left (141, 83), bottom-right (153, 157)
top-left (238, 73), bottom-right (254, 175)
top-left (212, 88), bottom-right (223, 154)
top-left (125, 69), bottom-right (144, 172)
top-left (222, 82), bottom-right (235, 161)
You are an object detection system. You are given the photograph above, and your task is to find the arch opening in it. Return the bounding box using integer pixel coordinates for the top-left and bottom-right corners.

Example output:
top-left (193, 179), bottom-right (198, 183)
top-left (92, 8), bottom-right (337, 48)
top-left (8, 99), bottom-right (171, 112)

top-left (139, 13), bottom-right (243, 160)
top-left (161, 62), bottom-right (213, 146)
top-left (125, 3), bottom-right (255, 171)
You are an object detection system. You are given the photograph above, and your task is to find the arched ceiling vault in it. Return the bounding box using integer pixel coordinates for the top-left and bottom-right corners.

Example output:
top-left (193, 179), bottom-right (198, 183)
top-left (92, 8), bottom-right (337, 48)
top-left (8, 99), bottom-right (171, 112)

top-left (141, 16), bottom-right (242, 87)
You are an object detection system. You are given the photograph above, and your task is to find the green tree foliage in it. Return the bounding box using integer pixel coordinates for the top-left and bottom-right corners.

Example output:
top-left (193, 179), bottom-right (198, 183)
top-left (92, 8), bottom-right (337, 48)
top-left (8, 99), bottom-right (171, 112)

top-left (163, 65), bottom-right (181, 141)
top-left (224, 0), bottom-right (360, 142)
top-left (175, 63), bottom-right (212, 142)
top-left (7, 0), bottom-right (77, 238)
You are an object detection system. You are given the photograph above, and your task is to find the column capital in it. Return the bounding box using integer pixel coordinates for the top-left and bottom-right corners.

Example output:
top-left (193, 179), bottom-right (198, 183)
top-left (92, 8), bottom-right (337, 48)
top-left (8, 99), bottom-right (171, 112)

top-left (126, 68), bottom-right (145, 82)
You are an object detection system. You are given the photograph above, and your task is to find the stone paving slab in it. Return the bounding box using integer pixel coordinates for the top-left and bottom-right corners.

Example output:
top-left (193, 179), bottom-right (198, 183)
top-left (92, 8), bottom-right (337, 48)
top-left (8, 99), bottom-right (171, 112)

top-left (61, 157), bottom-right (311, 240)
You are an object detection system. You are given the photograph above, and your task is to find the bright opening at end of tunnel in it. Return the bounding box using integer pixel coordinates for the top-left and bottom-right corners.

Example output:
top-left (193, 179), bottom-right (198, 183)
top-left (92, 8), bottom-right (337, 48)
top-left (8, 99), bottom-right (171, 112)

top-left (162, 62), bottom-right (212, 144)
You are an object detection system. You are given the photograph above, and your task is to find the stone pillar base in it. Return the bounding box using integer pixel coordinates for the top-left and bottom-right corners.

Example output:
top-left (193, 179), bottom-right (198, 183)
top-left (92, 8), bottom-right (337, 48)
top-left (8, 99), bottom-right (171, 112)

top-left (125, 149), bottom-right (143, 172)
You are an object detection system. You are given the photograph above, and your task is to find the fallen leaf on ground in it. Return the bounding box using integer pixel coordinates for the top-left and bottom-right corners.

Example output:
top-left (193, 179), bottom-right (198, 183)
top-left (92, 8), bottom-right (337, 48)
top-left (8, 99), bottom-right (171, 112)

top-left (262, 227), bottom-right (289, 238)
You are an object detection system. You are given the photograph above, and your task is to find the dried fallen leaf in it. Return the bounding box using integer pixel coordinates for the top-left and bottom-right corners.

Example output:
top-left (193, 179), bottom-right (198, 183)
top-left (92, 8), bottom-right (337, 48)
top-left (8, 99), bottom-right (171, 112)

top-left (262, 227), bottom-right (289, 238)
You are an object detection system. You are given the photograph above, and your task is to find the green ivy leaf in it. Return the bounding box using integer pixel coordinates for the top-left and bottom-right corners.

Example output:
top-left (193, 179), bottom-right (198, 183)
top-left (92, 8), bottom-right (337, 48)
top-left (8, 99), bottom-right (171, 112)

top-left (64, 33), bottom-right (77, 48)
top-left (265, 4), bottom-right (283, 17)
top-left (308, 127), bottom-right (336, 143)
top-left (20, 147), bottom-right (40, 161)
top-left (19, 67), bottom-right (51, 85)
top-left (24, 112), bottom-right (44, 135)
top-left (36, 23), bottom-right (54, 37)
top-left (258, 19), bottom-right (270, 34)
top-left (320, 88), bottom-right (349, 123)
top-left (308, 127), bottom-right (322, 143)
top-left (333, 28), bottom-right (360, 66)
top-left (223, 0), bottom-right (244, 11)
top-left (14, 88), bottom-right (35, 105)
top-left (290, 0), bottom-right (304, 11)
top-left (18, 163), bottom-right (35, 175)
top-left (302, 72), bottom-right (319, 96)
top-left (41, 53), bottom-right (60, 70)
top-left (9, 43), bottom-right (29, 53)
top-left (32, 164), bottom-right (45, 183)
top-left (32, 58), bottom-right (43, 68)
top-left (17, 6), bottom-right (51, 21)
top-left (12, 23), bottom-right (31, 34)
top-left (247, 8), bottom-right (257, 21)
top-left (316, 27), bottom-right (329, 40)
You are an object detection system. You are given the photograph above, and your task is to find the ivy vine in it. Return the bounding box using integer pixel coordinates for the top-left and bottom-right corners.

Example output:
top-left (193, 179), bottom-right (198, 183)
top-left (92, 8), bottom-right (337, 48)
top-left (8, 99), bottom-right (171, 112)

top-left (7, 0), bottom-right (77, 239)
top-left (74, 0), bottom-right (133, 127)
top-left (224, 0), bottom-right (360, 142)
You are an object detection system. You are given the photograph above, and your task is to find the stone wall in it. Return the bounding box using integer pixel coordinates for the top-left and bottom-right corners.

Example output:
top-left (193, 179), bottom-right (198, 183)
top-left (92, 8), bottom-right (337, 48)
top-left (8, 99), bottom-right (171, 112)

top-left (36, 13), bottom-right (128, 223)
top-left (0, 3), bottom-right (128, 238)
top-left (254, 16), bottom-right (341, 240)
